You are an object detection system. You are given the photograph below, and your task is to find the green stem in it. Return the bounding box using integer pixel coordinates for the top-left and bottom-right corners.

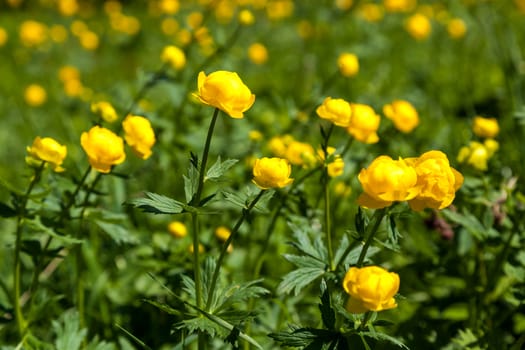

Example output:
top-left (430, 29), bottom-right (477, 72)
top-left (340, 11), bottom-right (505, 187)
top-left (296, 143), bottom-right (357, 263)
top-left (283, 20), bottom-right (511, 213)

top-left (206, 190), bottom-right (265, 312)
top-left (323, 170), bottom-right (334, 271)
top-left (191, 212), bottom-right (202, 310)
top-left (355, 208), bottom-right (387, 267)
top-left (359, 311), bottom-right (373, 331)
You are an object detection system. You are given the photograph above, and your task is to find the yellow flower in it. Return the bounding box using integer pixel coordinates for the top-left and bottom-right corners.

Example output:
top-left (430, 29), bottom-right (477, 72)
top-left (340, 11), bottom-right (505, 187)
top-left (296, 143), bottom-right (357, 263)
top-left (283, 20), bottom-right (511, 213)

top-left (161, 45), bottom-right (186, 70)
top-left (248, 43), bottom-right (269, 65)
top-left (337, 53), bottom-right (359, 78)
top-left (334, 181), bottom-right (352, 197)
top-left (0, 27), bottom-right (8, 47)
top-left (406, 151), bottom-right (463, 211)
top-left (405, 13), bottom-right (431, 40)
top-left (252, 157), bottom-right (294, 189)
top-left (447, 18), bottom-right (467, 39)
top-left (188, 243), bottom-right (205, 254)
top-left (346, 103), bottom-right (381, 144)
top-left (383, 0), bottom-right (416, 12)
top-left (249, 130), bottom-right (263, 142)
top-left (357, 3), bottom-right (384, 22)
top-left (316, 97), bottom-right (352, 127)
top-left (168, 221), bottom-right (187, 238)
top-left (318, 147), bottom-right (345, 178)
top-left (159, 0), bottom-right (180, 14)
top-left (239, 9), bottom-right (255, 25)
top-left (284, 140), bottom-right (316, 167)
top-left (195, 71), bottom-right (256, 119)
top-left (24, 84), bottom-right (47, 107)
top-left (58, 0), bottom-right (79, 16)
top-left (79, 31), bottom-right (99, 50)
top-left (457, 140), bottom-right (498, 171)
top-left (19, 20), bottom-right (48, 47)
top-left (357, 155), bottom-right (419, 209)
top-left (382, 100), bottom-right (419, 133)
top-left (335, 0), bottom-right (353, 11)
top-left (214, 226), bottom-right (231, 241)
top-left (91, 101), bottom-right (118, 123)
top-left (343, 266), bottom-right (400, 313)
top-left (80, 126), bottom-right (126, 173)
top-left (472, 116), bottom-right (499, 139)
top-left (122, 115), bottom-right (156, 160)
top-left (58, 65), bottom-right (80, 83)
top-left (26, 137), bottom-right (67, 172)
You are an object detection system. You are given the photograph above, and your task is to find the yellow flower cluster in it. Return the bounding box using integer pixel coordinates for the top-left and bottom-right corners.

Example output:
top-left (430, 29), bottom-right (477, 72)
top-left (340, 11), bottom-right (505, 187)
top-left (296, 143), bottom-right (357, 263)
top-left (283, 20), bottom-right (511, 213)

top-left (268, 135), bottom-right (316, 167)
top-left (343, 266), bottom-right (400, 313)
top-left (457, 139), bottom-right (499, 171)
top-left (358, 151), bottom-right (463, 210)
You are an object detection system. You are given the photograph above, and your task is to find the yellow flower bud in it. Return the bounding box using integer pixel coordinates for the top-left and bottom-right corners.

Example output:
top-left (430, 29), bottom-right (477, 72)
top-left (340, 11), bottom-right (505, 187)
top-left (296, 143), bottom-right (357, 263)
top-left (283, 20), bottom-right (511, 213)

top-left (91, 101), bottom-right (118, 123)
top-left (357, 155), bottom-right (419, 208)
top-left (382, 99), bottom-right (419, 133)
top-left (161, 45), bottom-right (186, 70)
top-left (346, 103), bottom-right (381, 144)
top-left (316, 97), bottom-right (352, 127)
top-left (214, 226), bottom-right (231, 241)
top-left (248, 43), bottom-right (269, 65)
top-left (472, 116), bottom-right (499, 139)
top-left (122, 115), bottom-right (156, 160)
top-left (406, 151), bottom-right (463, 211)
top-left (195, 71), bottom-right (256, 119)
top-left (252, 157), bottom-right (294, 189)
top-left (337, 53), bottom-right (359, 78)
top-left (24, 84), bottom-right (47, 107)
top-left (343, 266), bottom-right (400, 313)
top-left (80, 126), bottom-right (126, 173)
top-left (405, 13), bottom-right (432, 41)
top-left (168, 221), bottom-right (187, 238)
top-left (26, 137), bottom-right (67, 172)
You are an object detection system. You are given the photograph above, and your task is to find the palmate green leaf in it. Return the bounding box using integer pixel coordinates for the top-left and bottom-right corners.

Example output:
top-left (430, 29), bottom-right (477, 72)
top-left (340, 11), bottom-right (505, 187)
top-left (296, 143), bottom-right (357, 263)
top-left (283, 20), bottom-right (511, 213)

top-left (360, 331), bottom-right (409, 349)
top-left (277, 266), bottom-right (326, 296)
top-left (222, 188), bottom-right (275, 213)
top-left (52, 310), bottom-right (87, 350)
top-left (26, 216), bottom-right (83, 245)
top-left (127, 191), bottom-right (186, 215)
top-left (269, 326), bottom-right (339, 348)
top-left (287, 215), bottom-right (328, 262)
top-left (205, 156), bottom-right (238, 182)
top-left (94, 220), bottom-right (139, 245)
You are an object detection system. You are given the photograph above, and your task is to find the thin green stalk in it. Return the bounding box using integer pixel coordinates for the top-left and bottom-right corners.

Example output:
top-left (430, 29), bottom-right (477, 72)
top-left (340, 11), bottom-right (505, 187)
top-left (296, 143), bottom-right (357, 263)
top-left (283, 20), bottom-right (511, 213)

top-left (206, 190), bottom-right (265, 311)
top-left (356, 208), bottom-right (387, 268)
top-left (323, 170), bottom-right (334, 271)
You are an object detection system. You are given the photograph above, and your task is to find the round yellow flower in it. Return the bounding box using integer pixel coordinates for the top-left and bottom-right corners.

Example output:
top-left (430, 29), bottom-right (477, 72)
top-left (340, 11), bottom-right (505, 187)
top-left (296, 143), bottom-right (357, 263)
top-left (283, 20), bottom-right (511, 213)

top-left (238, 9), bottom-right (255, 26)
top-left (214, 226), bottom-right (231, 241)
top-left (382, 99), bottom-right (419, 133)
top-left (405, 13), bottom-right (431, 40)
top-left (19, 20), bottom-right (48, 47)
top-left (161, 45), bottom-right (186, 70)
top-left (80, 126), bottom-right (126, 173)
top-left (252, 157), bottom-right (294, 189)
top-left (346, 103), bottom-right (381, 144)
top-left (316, 97), bottom-right (352, 127)
top-left (248, 43), bottom-right (269, 65)
top-left (159, 0), bottom-right (179, 14)
top-left (195, 71), bottom-right (256, 119)
top-left (447, 18), bottom-right (467, 39)
top-left (168, 221), bottom-right (187, 238)
top-left (343, 266), bottom-right (400, 313)
top-left (122, 115), bottom-right (156, 160)
top-left (406, 151), bottom-right (463, 211)
top-left (472, 116), bottom-right (499, 139)
top-left (24, 84), bottom-right (47, 107)
top-left (91, 101), bottom-right (118, 123)
top-left (357, 3), bottom-right (384, 22)
top-left (284, 141), bottom-right (316, 167)
top-left (26, 137), bottom-right (67, 172)
top-left (357, 155), bottom-right (419, 208)
top-left (337, 53), bottom-right (359, 78)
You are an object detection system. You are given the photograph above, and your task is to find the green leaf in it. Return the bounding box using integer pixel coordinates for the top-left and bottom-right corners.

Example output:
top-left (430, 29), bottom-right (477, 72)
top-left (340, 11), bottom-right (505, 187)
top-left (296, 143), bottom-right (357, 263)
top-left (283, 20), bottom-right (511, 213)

top-left (127, 192), bottom-right (186, 215)
top-left (441, 209), bottom-right (498, 240)
top-left (319, 280), bottom-right (336, 330)
top-left (26, 217), bottom-right (83, 245)
top-left (142, 299), bottom-right (183, 316)
top-left (277, 267), bottom-right (326, 296)
top-left (283, 254), bottom-right (326, 269)
top-left (269, 326), bottom-right (338, 348)
top-left (184, 164), bottom-right (198, 204)
top-left (205, 157), bottom-right (238, 182)
top-left (94, 220), bottom-right (139, 245)
top-left (360, 331), bottom-right (409, 349)
top-left (0, 201), bottom-right (16, 217)
top-left (52, 310), bottom-right (87, 350)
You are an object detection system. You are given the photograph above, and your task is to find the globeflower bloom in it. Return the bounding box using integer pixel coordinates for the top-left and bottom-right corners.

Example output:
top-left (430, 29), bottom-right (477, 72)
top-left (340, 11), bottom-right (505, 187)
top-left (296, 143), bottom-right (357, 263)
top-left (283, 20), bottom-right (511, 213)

top-left (91, 101), bottom-right (118, 123)
top-left (168, 221), bottom-right (187, 238)
top-left (347, 103), bottom-right (381, 144)
top-left (284, 140), bottom-right (316, 167)
top-left (26, 137), bottom-right (67, 172)
top-left (248, 43), bottom-right (268, 65)
top-left (316, 97), bottom-right (352, 127)
top-left (406, 151), bottom-right (463, 211)
top-left (357, 155), bottom-right (419, 208)
top-left (457, 139), bottom-right (499, 171)
top-left (195, 70), bottom-right (255, 119)
top-left (80, 126), bottom-right (126, 173)
top-left (318, 147), bottom-right (345, 178)
top-left (405, 13), bottom-right (431, 40)
top-left (24, 84), bottom-right (47, 107)
top-left (343, 266), bottom-right (400, 313)
top-left (122, 115), bottom-right (156, 160)
top-left (337, 53), bottom-right (359, 77)
top-left (447, 18), bottom-right (467, 39)
top-left (160, 45), bottom-right (186, 70)
top-left (382, 99), bottom-right (419, 133)
top-left (252, 157), bottom-right (294, 189)
top-left (472, 116), bottom-right (499, 139)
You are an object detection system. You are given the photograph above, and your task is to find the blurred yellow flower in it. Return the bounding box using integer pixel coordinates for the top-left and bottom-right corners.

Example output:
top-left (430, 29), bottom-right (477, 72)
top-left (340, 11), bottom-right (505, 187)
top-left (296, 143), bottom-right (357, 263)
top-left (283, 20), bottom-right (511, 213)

top-left (26, 137), bottom-right (67, 172)
top-left (249, 130), bottom-right (263, 141)
top-left (334, 181), bottom-right (352, 197)
top-left (161, 45), bottom-right (186, 70)
top-left (472, 116), bottom-right (499, 138)
top-left (238, 9), bottom-right (255, 25)
top-left (343, 266), bottom-right (400, 313)
top-left (252, 157), bottom-right (294, 189)
top-left (337, 53), bottom-right (359, 78)
top-left (383, 0), bottom-right (416, 12)
top-left (24, 84), bottom-right (47, 107)
top-left (0, 27), bottom-right (9, 46)
top-left (248, 43), bottom-right (269, 65)
top-left (57, 0), bottom-right (79, 16)
top-left (195, 71), bottom-right (256, 119)
top-left (49, 25), bottom-right (68, 43)
top-left (187, 11), bottom-right (204, 29)
top-left (159, 0), bottom-right (179, 14)
top-left (447, 18), bottom-right (467, 39)
top-left (284, 140), bottom-right (316, 167)
top-left (19, 20), bottom-right (48, 47)
top-left (168, 221), bottom-right (187, 238)
top-left (268, 134), bottom-right (293, 157)
top-left (214, 226), bottom-right (231, 241)
top-left (382, 99), bottom-right (419, 133)
top-left (405, 13), bottom-right (432, 40)
top-left (59, 65), bottom-right (80, 83)
top-left (79, 31), bottom-right (99, 50)
top-left (346, 103), bottom-right (381, 144)
top-left (316, 97), bottom-right (352, 127)
top-left (81, 126), bottom-right (126, 173)
top-left (357, 3), bottom-right (384, 22)
top-left (457, 139), bottom-right (498, 171)
top-left (161, 18), bottom-right (179, 35)
top-left (91, 101), bottom-right (118, 123)
top-left (357, 155), bottom-right (419, 208)
top-left (122, 115), bottom-right (156, 160)
top-left (335, 0), bottom-right (353, 11)
top-left (318, 147), bottom-right (345, 178)
top-left (266, 0), bottom-right (294, 20)
top-left (406, 151), bottom-right (463, 211)
top-left (188, 243), bottom-right (205, 254)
